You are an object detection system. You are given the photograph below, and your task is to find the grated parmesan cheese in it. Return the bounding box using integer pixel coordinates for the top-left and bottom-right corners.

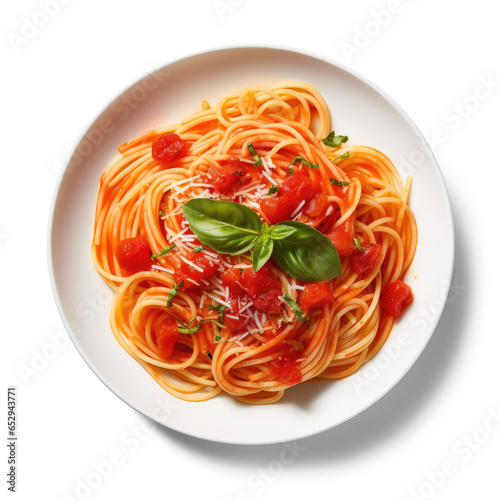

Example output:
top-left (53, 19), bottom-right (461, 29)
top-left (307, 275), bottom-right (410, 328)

top-left (205, 293), bottom-right (231, 309)
top-left (179, 255), bottom-right (204, 272)
top-left (261, 170), bottom-right (278, 185)
top-left (290, 200), bottom-right (306, 219)
top-left (151, 265), bottom-right (174, 274)
top-left (266, 156), bottom-right (277, 169)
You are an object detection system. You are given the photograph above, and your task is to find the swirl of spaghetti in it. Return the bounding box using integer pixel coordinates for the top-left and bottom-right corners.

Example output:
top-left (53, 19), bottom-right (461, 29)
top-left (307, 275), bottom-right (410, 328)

top-left (91, 82), bottom-right (417, 404)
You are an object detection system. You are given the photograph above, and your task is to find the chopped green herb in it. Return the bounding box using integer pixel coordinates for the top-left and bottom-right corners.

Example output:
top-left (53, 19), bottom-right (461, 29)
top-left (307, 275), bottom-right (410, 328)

top-left (248, 143), bottom-right (263, 166)
top-left (283, 294), bottom-right (307, 321)
top-left (353, 237), bottom-right (366, 251)
top-left (329, 178), bottom-right (350, 187)
top-left (193, 245), bottom-right (205, 253)
top-left (166, 280), bottom-right (183, 307)
top-left (239, 268), bottom-right (244, 275)
top-left (288, 166), bottom-right (294, 175)
top-left (209, 304), bottom-right (226, 325)
top-left (178, 323), bottom-right (203, 334)
top-left (267, 184), bottom-right (279, 195)
top-left (331, 151), bottom-right (350, 162)
top-left (151, 244), bottom-right (176, 260)
top-left (290, 156), bottom-right (319, 169)
top-left (178, 316), bottom-right (223, 334)
top-left (204, 318), bottom-right (225, 329)
top-left (159, 210), bottom-right (166, 217)
top-left (322, 131), bottom-right (348, 149)
top-left (214, 334), bottom-right (222, 343)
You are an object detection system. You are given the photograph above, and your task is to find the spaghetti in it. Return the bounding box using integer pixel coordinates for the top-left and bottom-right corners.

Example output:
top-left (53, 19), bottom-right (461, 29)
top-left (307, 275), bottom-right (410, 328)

top-left (92, 82), bottom-right (417, 404)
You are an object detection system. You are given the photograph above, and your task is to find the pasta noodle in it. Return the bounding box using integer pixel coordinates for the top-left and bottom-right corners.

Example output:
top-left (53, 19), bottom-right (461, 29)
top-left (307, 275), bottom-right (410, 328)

top-left (92, 82), bottom-right (417, 404)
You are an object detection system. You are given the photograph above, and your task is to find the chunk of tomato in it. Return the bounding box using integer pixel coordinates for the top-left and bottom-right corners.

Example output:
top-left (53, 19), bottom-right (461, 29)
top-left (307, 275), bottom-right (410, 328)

top-left (115, 234), bottom-right (152, 273)
top-left (220, 160), bottom-right (260, 182)
top-left (220, 268), bottom-right (243, 295)
top-left (155, 320), bottom-right (179, 359)
top-left (259, 196), bottom-right (294, 224)
top-left (299, 281), bottom-right (334, 312)
top-left (259, 171), bottom-right (317, 224)
top-left (241, 265), bottom-right (282, 298)
top-left (206, 165), bottom-right (239, 194)
top-left (351, 243), bottom-right (383, 274)
top-left (225, 295), bottom-right (247, 331)
top-left (269, 355), bottom-right (302, 385)
top-left (152, 133), bottom-right (186, 162)
top-left (326, 217), bottom-right (355, 257)
top-left (304, 192), bottom-right (328, 217)
top-left (175, 252), bottom-right (218, 288)
top-left (281, 170), bottom-right (316, 201)
top-left (252, 289), bottom-right (283, 315)
top-left (380, 280), bottom-right (413, 318)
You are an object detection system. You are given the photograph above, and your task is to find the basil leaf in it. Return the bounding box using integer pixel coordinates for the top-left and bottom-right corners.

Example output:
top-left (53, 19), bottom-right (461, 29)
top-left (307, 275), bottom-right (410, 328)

top-left (252, 235), bottom-right (274, 272)
top-left (353, 237), bottom-right (366, 251)
top-left (159, 210), bottom-right (166, 217)
top-left (283, 294), bottom-right (307, 321)
top-left (248, 143), bottom-right (263, 166)
top-left (151, 244), bottom-right (176, 260)
top-left (290, 156), bottom-right (319, 169)
top-left (329, 178), bottom-right (350, 187)
top-left (167, 280), bottom-right (183, 307)
top-left (272, 222), bottom-right (341, 282)
top-left (214, 334), bottom-right (222, 342)
top-left (267, 184), bottom-right (279, 195)
top-left (268, 225), bottom-right (297, 240)
top-left (182, 199), bottom-right (262, 255)
top-left (322, 131), bottom-right (348, 148)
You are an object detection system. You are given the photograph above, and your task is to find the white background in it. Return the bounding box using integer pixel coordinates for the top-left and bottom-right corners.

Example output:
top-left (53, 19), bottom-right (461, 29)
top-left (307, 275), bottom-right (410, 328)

top-left (2, 0), bottom-right (500, 499)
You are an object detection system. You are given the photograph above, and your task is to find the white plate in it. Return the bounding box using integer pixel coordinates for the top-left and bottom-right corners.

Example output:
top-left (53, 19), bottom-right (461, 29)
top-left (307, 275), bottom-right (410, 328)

top-left (48, 46), bottom-right (454, 445)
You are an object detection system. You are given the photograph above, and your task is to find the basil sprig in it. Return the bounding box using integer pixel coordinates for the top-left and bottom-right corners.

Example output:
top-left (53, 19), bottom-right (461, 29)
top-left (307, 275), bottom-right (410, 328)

top-left (322, 131), bottom-right (348, 149)
top-left (182, 199), bottom-right (341, 282)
